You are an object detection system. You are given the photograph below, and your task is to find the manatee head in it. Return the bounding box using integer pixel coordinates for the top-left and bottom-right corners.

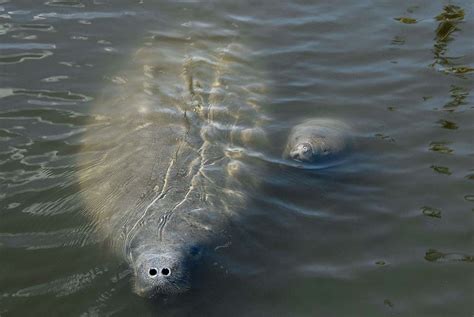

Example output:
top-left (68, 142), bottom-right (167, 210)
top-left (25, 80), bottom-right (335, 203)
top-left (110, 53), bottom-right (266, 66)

top-left (287, 137), bottom-right (335, 163)
top-left (131, 245), bottom-right (201, 297)
top-left (285, 119), bottom-right (352, 164)
top-left (288, 141), bottom-right (315, 162)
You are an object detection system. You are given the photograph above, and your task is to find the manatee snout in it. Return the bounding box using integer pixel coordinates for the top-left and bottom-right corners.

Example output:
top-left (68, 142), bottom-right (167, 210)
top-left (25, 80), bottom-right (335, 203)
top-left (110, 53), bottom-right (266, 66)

top-left (132, 247), bottom-right (200, 297)
top-left (288, 142), bottom-right (314, 162)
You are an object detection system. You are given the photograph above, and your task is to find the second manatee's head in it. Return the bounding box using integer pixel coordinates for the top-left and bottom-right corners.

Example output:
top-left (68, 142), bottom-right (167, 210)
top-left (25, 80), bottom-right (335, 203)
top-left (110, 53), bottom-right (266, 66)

top-left (284, 119), bottom-right (352, 164)
top-left (284, 119), bottom-right (353, 163)
top-left (285, 138), bottom-right (334, 163)
top-left (287, 141), bottom-right (318, 163)
top-left (131, 245), bottom-right (201, 297)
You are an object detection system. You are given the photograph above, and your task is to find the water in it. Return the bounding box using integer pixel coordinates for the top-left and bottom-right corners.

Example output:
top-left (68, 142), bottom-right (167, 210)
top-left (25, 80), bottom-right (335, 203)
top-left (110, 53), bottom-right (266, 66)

top-left (1, 0), bottom-right (473, 316)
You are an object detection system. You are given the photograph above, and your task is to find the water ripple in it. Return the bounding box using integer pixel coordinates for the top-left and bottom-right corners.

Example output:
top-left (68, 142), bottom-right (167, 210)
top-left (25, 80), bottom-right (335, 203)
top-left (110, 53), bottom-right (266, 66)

top-left (0, 225), bottom-right (99, 250)
top-left (34, 11), bottom-right (136, 20)
top-left (0, 50), bottom-right (52, 64)
top-left (9, 266), bottom-right (108, 298)
top-left (0, 88), bottom-right (92, 102)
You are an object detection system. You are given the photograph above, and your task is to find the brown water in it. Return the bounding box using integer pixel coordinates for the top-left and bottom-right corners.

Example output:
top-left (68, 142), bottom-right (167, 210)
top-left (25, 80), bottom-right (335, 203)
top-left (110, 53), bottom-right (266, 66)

top-left (1, 1), bottom-right (473, 316)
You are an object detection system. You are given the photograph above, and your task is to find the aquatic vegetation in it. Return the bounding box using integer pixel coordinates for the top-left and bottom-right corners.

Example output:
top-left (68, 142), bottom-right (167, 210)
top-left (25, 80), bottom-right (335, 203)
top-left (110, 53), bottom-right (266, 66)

top-left (431, 5), bottom-right (472, 77)
top-left (374, 133), bottom-right (395, 143)
top-left (424, 249), bottom-right (445, 262)
top-left (383, 299), bottom-right (394, 308)
top-left (421, 206), bottom-right (442, 218)
top-left (434, 5), bottom-right (464, 43)
top-left (391, 36), bottom-right (405, 45)
top-left (435, 5), bottom-right (465, 23)
top-left (429, 141), bottom-right (453, 154)
top-left (435, 20), bottom-right (458, 42)
top-left (443, 85), bottom-right (469, 111)
top-left (425, 249), bottom-right (474, 263)
top-left (437, 119), bottom-right (458, 130)
top-left (394, 17), bottom-right (417, 24)
top-left (430, 165), bottom-right (451, 175)
top-left (447, 66), bottom-right (474, 74)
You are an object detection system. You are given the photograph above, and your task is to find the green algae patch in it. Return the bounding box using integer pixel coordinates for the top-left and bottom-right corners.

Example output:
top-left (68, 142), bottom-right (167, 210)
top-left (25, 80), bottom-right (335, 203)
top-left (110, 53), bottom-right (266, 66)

top-left (375, 133), bottom-right (395, 143)
top-left (394, 17), bottom-right (417, 24)
top-left (421, 206), bottom-right (442, 218)
top-left (429, 142), bottom-right (453, 154)
top-left (384, 299), bottom-right (394, 308)
top-left (425, 249), bottom-right (444, 262)
top-left (443, 85), bottom-right (469, 111)
top-left (430, 165), bottom-right (451, 175)
top-left (437, 119), bottom-right (458, 130)
top-left (435, 5), bottom-right (465, 22)
top-left (425, 249), bottom-right (474, 263)
top-left (449, 66), bottom-right (474, 74)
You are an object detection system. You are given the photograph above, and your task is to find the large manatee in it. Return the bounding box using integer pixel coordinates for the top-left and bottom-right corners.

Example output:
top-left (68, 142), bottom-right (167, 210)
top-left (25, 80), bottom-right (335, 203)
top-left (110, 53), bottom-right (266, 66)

top-left (78, 36), bottom-right (266, 297)
top-left (283, 118), bottom-right (353, 164)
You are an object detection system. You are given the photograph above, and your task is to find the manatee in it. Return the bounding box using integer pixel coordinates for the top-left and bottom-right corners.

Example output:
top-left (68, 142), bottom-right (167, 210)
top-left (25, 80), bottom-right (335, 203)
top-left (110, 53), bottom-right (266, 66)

top-left (78, 40), bottom-right (266, 297)
top-left (283, 118), bottom-right (353, 164)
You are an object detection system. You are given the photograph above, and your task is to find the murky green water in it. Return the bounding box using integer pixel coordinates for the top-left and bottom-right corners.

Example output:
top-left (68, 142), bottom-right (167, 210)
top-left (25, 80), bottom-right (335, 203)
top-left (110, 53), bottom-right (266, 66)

top-left (1, 1), bottom-right (473, 316)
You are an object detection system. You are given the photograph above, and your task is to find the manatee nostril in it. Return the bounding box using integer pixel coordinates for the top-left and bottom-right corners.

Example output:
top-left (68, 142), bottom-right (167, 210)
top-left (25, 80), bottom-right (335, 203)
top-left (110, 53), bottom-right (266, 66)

top-left (161, 268), bottom-right (171, 276)
top-left (149, 268), bottom-right (158, 277)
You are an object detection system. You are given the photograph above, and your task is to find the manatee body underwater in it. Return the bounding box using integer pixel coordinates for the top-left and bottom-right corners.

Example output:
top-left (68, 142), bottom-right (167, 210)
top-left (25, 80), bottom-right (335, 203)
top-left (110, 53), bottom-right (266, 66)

top-left (78, 37), bottom-right (268, 297)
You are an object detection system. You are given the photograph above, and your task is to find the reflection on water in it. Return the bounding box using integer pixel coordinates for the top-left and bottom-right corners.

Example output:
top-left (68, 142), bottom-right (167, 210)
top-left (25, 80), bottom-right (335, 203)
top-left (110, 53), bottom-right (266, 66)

top-left (436, 119), bottom-right (458, 130)
top-left (443, 84), bottom-right (469, 111)
top-left (0, 0), bottom-right (473, 316)
top-left (0, 88), bottom-right (92, 101)
top-left (431, 5), bottom-right (474, 76)
top-left (425, 249), bottom-right (474, 263)
top-left (0, 51), bottom-right (52, 64)
top-left (430, 165), bottom-right (451, 176)
top-left (432, 5), bottom-right (464, 66)
top-left (421, 206), bottom-right (442, 218)
top-left (429, 141), bottom-right (453, 154)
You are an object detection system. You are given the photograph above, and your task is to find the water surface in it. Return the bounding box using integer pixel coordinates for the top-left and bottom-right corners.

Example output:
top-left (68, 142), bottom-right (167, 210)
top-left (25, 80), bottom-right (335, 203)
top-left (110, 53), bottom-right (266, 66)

top-left (1, 0), bottom-right (473, 316)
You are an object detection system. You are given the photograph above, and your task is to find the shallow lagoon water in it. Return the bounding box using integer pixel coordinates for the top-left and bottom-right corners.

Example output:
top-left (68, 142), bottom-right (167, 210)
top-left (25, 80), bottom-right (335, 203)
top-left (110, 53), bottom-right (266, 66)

top-left (0, 0), bottom-right (473, 316)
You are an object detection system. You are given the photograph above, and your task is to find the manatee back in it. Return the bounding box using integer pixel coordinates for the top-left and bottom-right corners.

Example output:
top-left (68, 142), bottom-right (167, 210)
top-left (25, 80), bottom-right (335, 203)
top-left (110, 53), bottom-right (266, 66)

top-left (78, 38), bottom-right (268, 259)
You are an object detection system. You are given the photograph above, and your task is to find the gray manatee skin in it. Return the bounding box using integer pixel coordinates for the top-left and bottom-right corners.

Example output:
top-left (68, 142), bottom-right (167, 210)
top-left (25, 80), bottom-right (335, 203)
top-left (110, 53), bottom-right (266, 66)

top-left (82, 108), bottom-right (228, 297)
top-left (79, 41), bottom-right (266, 297)
top-left (283, 119), bottom-right (353, 164)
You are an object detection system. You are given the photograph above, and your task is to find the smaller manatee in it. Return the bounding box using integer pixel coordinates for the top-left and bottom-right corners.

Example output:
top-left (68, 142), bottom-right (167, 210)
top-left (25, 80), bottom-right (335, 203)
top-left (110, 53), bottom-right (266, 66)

top-left (283, 118), bottom-right (353, 164)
